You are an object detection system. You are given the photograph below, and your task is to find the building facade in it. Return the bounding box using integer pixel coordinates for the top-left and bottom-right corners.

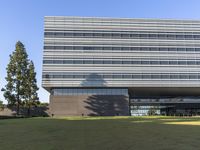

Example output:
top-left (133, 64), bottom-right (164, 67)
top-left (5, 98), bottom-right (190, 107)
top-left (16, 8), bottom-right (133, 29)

top-left (42, 16), bottom-right (200, 116)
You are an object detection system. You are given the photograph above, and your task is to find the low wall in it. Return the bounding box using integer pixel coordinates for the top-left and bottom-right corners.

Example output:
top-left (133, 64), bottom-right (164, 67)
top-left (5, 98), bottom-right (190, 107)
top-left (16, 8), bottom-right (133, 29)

top-left (0, 106), bottom-right (50, 117)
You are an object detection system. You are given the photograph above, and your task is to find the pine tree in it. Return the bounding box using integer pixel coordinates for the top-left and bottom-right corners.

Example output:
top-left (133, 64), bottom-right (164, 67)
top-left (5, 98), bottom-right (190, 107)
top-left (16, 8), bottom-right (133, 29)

top-left (2, 41), bottom-right (29, 115)
top-left (24, 61), bottom-right (39, 116)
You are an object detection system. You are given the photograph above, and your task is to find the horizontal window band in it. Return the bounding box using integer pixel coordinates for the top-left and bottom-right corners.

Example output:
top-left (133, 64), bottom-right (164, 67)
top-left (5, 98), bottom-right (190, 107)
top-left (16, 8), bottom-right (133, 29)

top-left (44, 30), bottom-right (200, 35)
top-left (42, 73), bottom-right (200, 79)
top-left (43, 60), bottom-right (200, 65)
top-left (43, 46), bottom-right (200, 52)
top-left (44, 31), bottom-right (200, 40)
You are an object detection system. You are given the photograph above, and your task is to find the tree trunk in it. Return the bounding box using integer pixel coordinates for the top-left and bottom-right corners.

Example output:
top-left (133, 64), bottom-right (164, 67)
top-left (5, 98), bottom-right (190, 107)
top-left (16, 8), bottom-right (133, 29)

top-left (28, 105), bottom-right (31, 117)
top-left (17, 93), bottom-right (20, 116)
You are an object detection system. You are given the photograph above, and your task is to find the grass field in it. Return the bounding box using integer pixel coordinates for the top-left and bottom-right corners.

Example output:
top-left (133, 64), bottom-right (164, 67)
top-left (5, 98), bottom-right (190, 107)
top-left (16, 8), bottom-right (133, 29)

top-left (0, 116), bottom-right (200, 150)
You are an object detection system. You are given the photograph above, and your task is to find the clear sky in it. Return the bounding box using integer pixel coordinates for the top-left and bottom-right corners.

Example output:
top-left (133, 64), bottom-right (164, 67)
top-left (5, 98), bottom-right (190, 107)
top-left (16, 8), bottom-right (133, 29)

top-left (1, 0), bottom-right (200, 103)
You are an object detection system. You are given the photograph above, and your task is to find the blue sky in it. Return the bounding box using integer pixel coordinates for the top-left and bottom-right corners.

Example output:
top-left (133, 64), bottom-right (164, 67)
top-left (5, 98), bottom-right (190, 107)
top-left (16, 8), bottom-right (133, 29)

top-left (1, 0), bottom-right (200, 103)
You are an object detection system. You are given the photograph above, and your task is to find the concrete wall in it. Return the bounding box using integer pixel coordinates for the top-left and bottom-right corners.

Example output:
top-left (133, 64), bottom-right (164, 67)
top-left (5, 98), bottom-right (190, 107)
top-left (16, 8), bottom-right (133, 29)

top-left (50, 95), bottom-right (129, 116)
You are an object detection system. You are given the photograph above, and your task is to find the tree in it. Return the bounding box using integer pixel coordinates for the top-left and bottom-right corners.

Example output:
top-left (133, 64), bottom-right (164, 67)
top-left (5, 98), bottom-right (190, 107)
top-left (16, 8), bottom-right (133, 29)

top-left (0, 100), bottom-right (4, 111)
top-left (24, 61), bottom-right (39, 116)
top-left (2, 41), bottom-right (29, 115)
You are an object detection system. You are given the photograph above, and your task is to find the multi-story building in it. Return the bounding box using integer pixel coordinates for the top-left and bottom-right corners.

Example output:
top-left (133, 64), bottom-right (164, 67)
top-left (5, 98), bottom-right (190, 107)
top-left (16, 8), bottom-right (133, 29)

top-left (42, 16), bottom-right (200, 116)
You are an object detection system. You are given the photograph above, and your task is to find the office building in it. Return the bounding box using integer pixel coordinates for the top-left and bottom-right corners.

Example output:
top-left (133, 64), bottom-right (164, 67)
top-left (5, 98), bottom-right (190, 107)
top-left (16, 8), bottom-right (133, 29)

top-left (42, 16), bottom-right (200, 116)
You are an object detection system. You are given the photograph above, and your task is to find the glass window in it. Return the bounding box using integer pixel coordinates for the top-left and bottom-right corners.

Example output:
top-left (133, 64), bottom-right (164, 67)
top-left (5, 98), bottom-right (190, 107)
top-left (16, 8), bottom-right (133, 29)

top-left (73, 60), bottom-right (83, 64)
top-left (112, 47), bottom-right (121, 50)
top-left (177, 48), bottom-right (185, 51)
top-left (64, 33), bottom-right (73, 36)
top-left (170, 74), bottom-right (179, 79)
top-left (43, 60), bottom-right (52, 64)
top-left (151, 74), bottom-right (160, 79)
top-left (161, 74), bottom-right (170, 79)
top-left (63, 60), bottom-right (73, 64)
top-left (84, 33), bottom-right (92, 37)
top-left (121, 47), bottom-right (130, 51)
top-left (113, 75), bottom-right (122, 78)
top-left (94, 60), bottom-right (103, 64)
top-left (123, 74), bottom-right (132, 78)
top-left (63, 75), bottom-right (73, 78)
top-left (103, 75), bottom-right (112, 78)
top-left (189, 74), bottom-right (198, 79)
top-left (140, 47), bottom-right (148, 51)
top-left (140, 34), bottom-right (148, 38)
top-left (168, 48), bottom-right (176, 51)
top-left (196, 61), bottom-right (200, 65)
top-left (103, 60), bottom-right (112, 64)
top-left (158, 34), bottom-right (166, 39)
top-left (121, 34), bottom-right (130, 38)
top-left (83, 60), bottom-right (93, 64)
top-left (194, 35), bottom-right (200, 39)
top-left (150, 61), bottom-right (159, 64)
top-left (122, 61), bottom-right (131, 64)
top-left (176, 35), bottom-right (184, 39)
top-left (185, 35), bottom-right (193, 39)
top-left (131, 47), bottom-right (139, 51)
top-left (178, 61), bottom-right (187, 65)
top-left (112, 61), bottom-right (121, 64)
top-left (187, 61), bottom-right (196, 65)
top-left (132, 74), bottom-right (142, 79)
top-left (169, 61), bottom-right (177, 65)
top-left (141, 61), bottom-right (149, 64)
top-left (159, 48), bottom-right (168, 51)
top-left (130, 34), bottom-right (139, 38)
top-left (167, 34), bottom-right (176, 39)
top-left (149, 47), bottom-right (158, 51)
top-left (180, 75), bottom-right (189, 79)
top-left (133, 60), bottom-right (141, 64)
top-left (53, 60), bottom-right (62, 64)
top-left (73, 75), bottom-right (83, 78)
top-left (142, 74), bottom-right (151, 79)
top-left (160, 61), bottom-right (168, 65)
top-left (55, 32), bottom-right (64, 37)
top-left (149, 34), bottom-right (157, 39)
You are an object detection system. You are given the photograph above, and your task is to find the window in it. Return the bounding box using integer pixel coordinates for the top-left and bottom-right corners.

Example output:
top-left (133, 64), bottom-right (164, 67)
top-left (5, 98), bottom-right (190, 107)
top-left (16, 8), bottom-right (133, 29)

top-left (94, 60), bottom-right (103, 64)
top-left (150, 61), bottom-right (159, 65)
top-left (151, 75), bottom-right (160, 79)
top-left (142, 74), bottom-right (151, 79)
top-left (180, 75), bottom-right (189, 79)
top-left (178, 61), bottom-right (187, 65)
top-left (186, 48), bottom-right (195, 52)
top-left (113, 75), bottom-right (122, 78)
top-left (123, 74), bottom-right (132, 78)
top-left (103, 60), bottom-right (112, 64)
top-left (161, 74), bottom-right (170, 79)
top-left (189, 75), bottom-right (198, 79)
top-left (177, 48), bottom-right (185, 51)
top-left (160, 61), bottom-right (168, 65)
top-left (170, 74), bottom-right (178, 79)
top-left (73, 60), bottom-right (83, 64)
top-left (176, 35), bottom-right (184, 39)
top-left (169, 61), bottom-right (178, 65)
top-left (187, 61), bottom-right (196, 65)
top-left (63, 60), bottom-right (73, 64)
top-left (141, 61), bottom-right (149, 64)
top-left (122, 61), bottom-right (131, 64)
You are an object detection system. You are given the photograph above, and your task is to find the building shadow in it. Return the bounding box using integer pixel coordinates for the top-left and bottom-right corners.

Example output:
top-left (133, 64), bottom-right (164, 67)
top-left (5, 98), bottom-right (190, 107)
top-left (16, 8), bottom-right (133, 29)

top-left (81, 73), bottom-right (129, 116)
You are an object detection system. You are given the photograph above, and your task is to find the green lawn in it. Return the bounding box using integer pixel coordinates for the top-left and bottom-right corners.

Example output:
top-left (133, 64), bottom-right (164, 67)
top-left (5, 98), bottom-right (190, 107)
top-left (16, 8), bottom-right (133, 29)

top-left (0, 116), bottom-right (200, 150)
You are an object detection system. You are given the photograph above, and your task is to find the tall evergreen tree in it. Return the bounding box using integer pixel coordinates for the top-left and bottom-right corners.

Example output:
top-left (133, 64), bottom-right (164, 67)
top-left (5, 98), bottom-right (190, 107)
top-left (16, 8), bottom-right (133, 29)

top-left (24, 61), bottom-right (39, 116)
top-left (2, 41), bottom-right (29, 115)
